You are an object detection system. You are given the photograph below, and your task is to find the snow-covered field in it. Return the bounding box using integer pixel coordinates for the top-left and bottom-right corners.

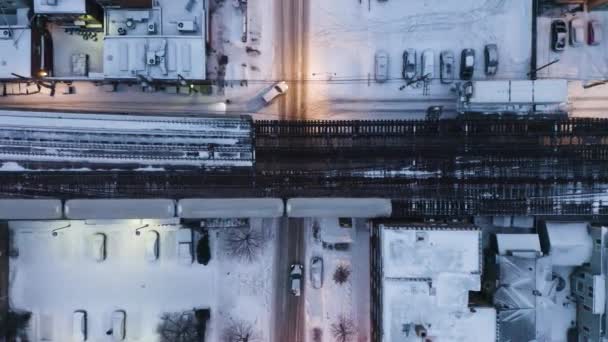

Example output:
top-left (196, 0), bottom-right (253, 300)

top-left (9, 217), bottom-right (277, 342)
top-left (304, 217), bottom-right (371, 342)
top-left (304, 0), bottom-right (532, 119)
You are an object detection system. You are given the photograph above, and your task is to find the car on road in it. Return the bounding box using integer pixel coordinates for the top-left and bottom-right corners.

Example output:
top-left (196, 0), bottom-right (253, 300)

top-left (111, 310), bottom-right (126, 341)
top-left (421, 49), bottom-right (434, 80)
top-left (588, 20), bottom-right (602, 45)
top-left (310, 256), bottom-right (323, 289)
top-left (72, 311), bottom-right (87, 342)
top-left (290, 263), bottom-right (303, 296)
top-left (89, 233), bottom-right (106, 262)
top-left (177, 229), bottom-right (193, 265)
top-left (262, 81), bottom-right (289, 103)
top-left (569, 17), bottom-right (585, 46)
top-left (460, 48), bottom-right (475, 80)
top-left (374, 50), bottom-right (389, 83)
top-left (551, 19), bottom-right (567, 51)
top-left (439, 50), bottom-right (454, 84)
top-left (144, 230), bottom-right (159, 262)
top-left (402, 49), bottom-right (417, 80)
top-left (484, 44), bottom-right (499, 76)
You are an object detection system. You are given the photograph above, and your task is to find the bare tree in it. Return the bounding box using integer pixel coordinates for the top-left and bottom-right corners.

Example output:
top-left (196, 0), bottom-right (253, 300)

top-left (157, 311), bottom-right (199, 342)
top-left (333, 264), bottom-right (351, 285)
top-left (224, 227), bottom-right (266, 262)
top-left (312, 327), bottom-right (323, 342)
top-left (331, 315), bottom-right (355, 342)
top-left (223, 319), bottom-right (260, 342)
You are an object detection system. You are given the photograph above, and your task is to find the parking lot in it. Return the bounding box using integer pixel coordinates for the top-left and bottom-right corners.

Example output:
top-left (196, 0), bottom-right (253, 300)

top-left (538, 11), bottom-right (608, 80)
top-left (305, 0), bottom-right (532, 118)
top-left (10, 219), bottom-right (214, 341)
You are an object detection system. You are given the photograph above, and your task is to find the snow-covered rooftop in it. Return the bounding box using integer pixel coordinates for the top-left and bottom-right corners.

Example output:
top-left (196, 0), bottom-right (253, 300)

top-left (0, 27), bottom-right (31, 78)
top-left (382, 279), bottom-right (495, 342)
top-left (103, 36), bottom-right (206, 80)
top-left (379, 226), bottom-right (481, 279)
top-left (377, 225), bottom-right (491, 342)
top-left (34, 0), bottom-right (86, 14)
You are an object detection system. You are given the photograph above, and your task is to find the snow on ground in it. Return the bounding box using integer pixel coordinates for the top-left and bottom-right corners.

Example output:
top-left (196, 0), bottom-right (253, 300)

top-left (304, 0), bottom-right (532, 119)
top-left (304, 217), bottom-right (370, 342)
top-left (211, 0), bottom-right (279, 106)
top-left (9, 217), bottom-right (277, 342)
top-left (537, 11), bottom-right (608, 80)
top-left (212, 218), bottom-right (278, 342)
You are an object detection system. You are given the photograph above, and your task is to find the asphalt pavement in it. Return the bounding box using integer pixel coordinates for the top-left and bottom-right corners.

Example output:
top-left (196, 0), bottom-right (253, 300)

top-left (272, 218), bottom-right (305, 342)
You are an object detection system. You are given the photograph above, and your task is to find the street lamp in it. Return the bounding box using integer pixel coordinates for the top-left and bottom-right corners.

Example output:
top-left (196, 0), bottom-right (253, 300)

top-left (51, 223), bottom-right (71, 237)
top-left (135, 224), bottom-right (150, 236)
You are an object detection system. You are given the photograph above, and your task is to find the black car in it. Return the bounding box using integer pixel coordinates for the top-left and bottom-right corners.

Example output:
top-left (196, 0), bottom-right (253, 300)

top-left (484, 44), bottom-right (498, 76)
top-left (460, 49), bottom-right (475, 80)
top-left (551, 19), bottom-right (567, 51)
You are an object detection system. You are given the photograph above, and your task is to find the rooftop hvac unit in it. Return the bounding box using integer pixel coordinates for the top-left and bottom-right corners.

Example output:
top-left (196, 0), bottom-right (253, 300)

top-left (46, 0), bottom-right (58, 5)
top-left (0, 30), bottom-right (12, 39)
top-left (177, 21), bottom-right (197, 33)
top-left (147, 22), bottom-right (156, 34)
top-left (146, 51), bottom-right (157, 65)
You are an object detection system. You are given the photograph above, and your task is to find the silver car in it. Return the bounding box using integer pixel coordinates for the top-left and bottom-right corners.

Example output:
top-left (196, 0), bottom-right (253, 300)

top-left (440, 50), bottom-right (454, 84)
top-left (310, 257), bottom-right (323, 289)
top-left (290, 263), bottom-right (303, 296)
top-left (374, 50), bottom-right (389, 83)
top-left (402, 49), bottom-right (417, 80)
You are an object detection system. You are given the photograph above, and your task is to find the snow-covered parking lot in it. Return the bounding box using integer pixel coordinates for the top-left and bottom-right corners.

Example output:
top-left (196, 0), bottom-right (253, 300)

top-left (9, 217), bottom-right (278, 342)
top-left (538, 11), bottom-right (608, 80)
top-left (306, 0), bottom-right (532, 118)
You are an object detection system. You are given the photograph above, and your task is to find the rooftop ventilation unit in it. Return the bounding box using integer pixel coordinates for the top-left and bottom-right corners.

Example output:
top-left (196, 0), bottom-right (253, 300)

top-left (0, 30), bottom-right (12, 40)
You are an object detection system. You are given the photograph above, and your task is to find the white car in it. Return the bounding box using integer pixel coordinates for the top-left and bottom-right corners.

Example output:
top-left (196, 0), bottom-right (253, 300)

top-left (570, 18), bottom-right (585, 47)
top-left (290, 263), bottom-right (303, 296)
top-left (262, 81), bottom-right (289, 103)
top-left (374, 50), bottom-right (389, 83)
top-left (176, 229), bottom-right (193, 264)
top-left (90, 233), bottom-right (106, 262)
top-left (72, 311), bottom-right (87, 342)
top-left (310, 256), bottom-right (323, 289)
top-left (421, 49), bottom-right (435, 79)
top-left (144, 230), bottom-right (159, 262)
top-left (111, 310), bottom-right (126, 341)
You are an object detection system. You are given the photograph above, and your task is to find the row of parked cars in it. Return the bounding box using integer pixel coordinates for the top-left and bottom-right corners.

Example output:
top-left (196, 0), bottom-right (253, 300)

top-left (289, 256), bottom-right (324, 296)
top-left (88, 229), bottom-right (193, 264)
top-left (375, 44), bottom-right (499, 83)
top-left (551, 17), bottom-right (602, 51)
top-left (73, 310), bottom-right (126, 341)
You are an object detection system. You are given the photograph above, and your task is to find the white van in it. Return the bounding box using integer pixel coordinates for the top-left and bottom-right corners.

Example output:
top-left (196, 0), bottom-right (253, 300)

top-left (421, 49), bottom-right (435, 79)
top-left (72, 311), bottom-right (87, 342)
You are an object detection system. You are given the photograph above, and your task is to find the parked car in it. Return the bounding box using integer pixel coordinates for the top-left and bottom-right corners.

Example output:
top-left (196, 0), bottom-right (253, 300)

top-left (72, 311), bottom-right (87, 342)
top-left (460, 49), bottom-right (475, 80)
top-left (484, 44), bottom-right (499, 76)
top-left (111, 310), bottom-right (126, 341)
top-left (588, 20), bottom-right (602, 45)
top-left (439, 50), bottom-right (454, 84)
top-left (551, 19), bottom-right (567, 51)
top-left (402, 49), bottom-right (417, 80)
top-left (290, 263), bottom-right (303, 296)
top-left (310, 256), bottom-right (324, 289)
top-left (176, 229), bottom-right (193, 264)
top-left (421, 49), bottom-right (434, 79)
top-left (90, 233), bottom-right (106, 262)
top-left (144, 230), bottom-right (159, 262)
top-left (374, 50), bottom-right (389, 82)
top-left (262, 81), bottom-right (288, 103)
top-left (569, 17), bottom-right (585, 46)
